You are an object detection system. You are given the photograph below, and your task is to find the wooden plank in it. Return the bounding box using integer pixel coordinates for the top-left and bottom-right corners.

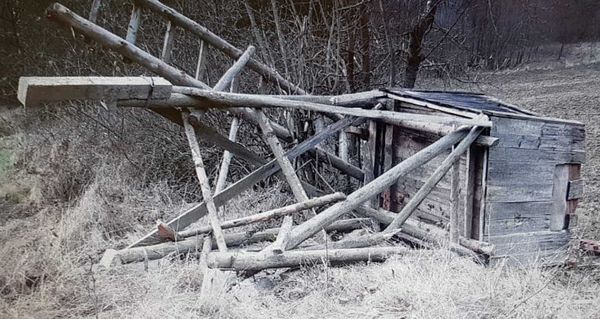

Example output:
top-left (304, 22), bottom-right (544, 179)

top-left (17, 76), bottom-right (171, 107)
top-left (125, 4), bottom-right (142, 44)
top-left (486, 161), bottom-right (555, 186)
top-left (161, 20), bottom-right (176, 63)
top-left (567, 179), bottom-right (584, 200)
top-left (550, 164), bottom-right (569, 231)
top-left (182, 113), bottom-right (228, 252)
top-left (486, 230), bottom-right (570, 257)
top-left (486, 184), bottom-right (554, 203)
top-left (449, 144), bottom-right (461, 243)
top-left (488, 147), bottom-right (585, 164)
top-left (486, 201), bottom-right (554, 220)
top-left (195, 40), bottom-right (207, 80)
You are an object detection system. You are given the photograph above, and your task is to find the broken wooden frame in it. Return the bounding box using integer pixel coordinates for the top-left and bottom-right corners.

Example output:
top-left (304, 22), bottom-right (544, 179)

top-left (23, 1), bottom-right (506, 272)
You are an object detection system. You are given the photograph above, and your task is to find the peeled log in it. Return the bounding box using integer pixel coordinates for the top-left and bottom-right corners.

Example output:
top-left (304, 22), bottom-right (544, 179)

top-left (207, 246), bottom-right (409, 271)
top-left (100, 218), bottom-right (373, 267)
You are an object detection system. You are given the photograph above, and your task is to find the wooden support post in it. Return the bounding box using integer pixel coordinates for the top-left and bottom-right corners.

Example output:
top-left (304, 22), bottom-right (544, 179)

top-left (125, 4), bottom-right (142, 44)
top-left (161, 20), bottom-right (176, 63)
top-left (449, 145), bottom-right (461, 243)
top-left (383, 127), bottom-right (483, 232)
top-left (17, 76), bottom-right (171, 107)
top-left (284, 128), bottom-right (472, 250)
top-left (176, 192), bottom-right (346, 239)
top-left (207, 246), bottom-right (409, 271)
top-left (182, 112), bottom-right (228, 252)
top-left (382, 101), bottom-right (395, 210)
top-left (129, 114), bottom-right (365, 248)
top-left (254, 109), bottom-right (327, 252)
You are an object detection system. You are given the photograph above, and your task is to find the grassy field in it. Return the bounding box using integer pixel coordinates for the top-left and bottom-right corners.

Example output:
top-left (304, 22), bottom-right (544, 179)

top-left (2, 63), bottom-right (600, 318)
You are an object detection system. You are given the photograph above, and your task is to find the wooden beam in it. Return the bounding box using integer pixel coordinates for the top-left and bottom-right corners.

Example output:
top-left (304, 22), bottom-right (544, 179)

top-left (182, 113), bottom-right (228, 252)
top-left (172, 87), bottom-right (493, 128)
top-left (207, 246), bottom-right (409, 271)
top-left (383, 127), bottom-right (483, 232)
top-left (254, 109), bottom-right (327, 252)
top-left (214, 116), bottom-right (240, 192)
top-left (17, 76), bottom-right (171, 107)
top-left (177, 192), bottom-right (345, 238)
top-left (134, 0), bottom-right (306, 95)
top-left (355, 206), bottom-right (494, 256)
top-left (195, 40), bottom-right (207, 80)
top-left (283, 128), bottom-right (472, 250)
top-left (310, 147), bottom-right (364, 180)
top-left (129, 115), bottom-right (365, 248)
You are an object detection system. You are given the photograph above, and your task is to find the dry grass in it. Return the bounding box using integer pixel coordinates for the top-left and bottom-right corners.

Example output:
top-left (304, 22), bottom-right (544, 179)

top-left (4, 62), bottom-right (600, 318)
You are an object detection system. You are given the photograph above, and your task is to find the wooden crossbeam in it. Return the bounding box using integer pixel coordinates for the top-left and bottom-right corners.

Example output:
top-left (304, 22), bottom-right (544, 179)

top-left (17, 76), bottom-right (171, 107)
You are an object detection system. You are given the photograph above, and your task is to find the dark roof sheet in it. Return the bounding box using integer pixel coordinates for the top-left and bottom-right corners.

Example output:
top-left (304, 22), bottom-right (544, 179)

top-left (382, 88), bottom-right (527, 114)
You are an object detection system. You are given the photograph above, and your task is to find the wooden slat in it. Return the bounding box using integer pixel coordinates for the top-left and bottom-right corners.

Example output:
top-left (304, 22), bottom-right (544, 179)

top-left (17, 76), bottom-right (171, 107)
top-left (161, 20), bottom-right (176, 63)
top-left (195, 40), bottom-right (207, 80)
top-left (125, 4), bottom-right (142, 44)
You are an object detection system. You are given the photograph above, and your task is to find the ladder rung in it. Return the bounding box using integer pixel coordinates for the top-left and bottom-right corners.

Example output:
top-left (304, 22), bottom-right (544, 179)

top-left (125, 4), bottom-right (142, 44)
top-left (161, 20), bottom-right (176, 63)
top-left (88, 0), bottom-right (102, 23)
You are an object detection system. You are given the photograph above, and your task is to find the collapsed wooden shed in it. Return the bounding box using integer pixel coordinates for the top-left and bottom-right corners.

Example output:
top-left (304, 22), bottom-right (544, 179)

top-left (17, 1), bottom-right (586, 270)
top-left (371, 89), bottom-right (585, 265)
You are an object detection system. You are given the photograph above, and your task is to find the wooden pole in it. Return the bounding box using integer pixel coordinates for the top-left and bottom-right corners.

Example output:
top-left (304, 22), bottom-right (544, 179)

top-left (383, 126), bottom-right (483, 232)
top-left (160, 20), bottom-right (176, 63)
top-left (171, 87), bottom-right (493, 128)
top-left (88, 0), bottom-right (102, 23)
top-left (182, 112), bottom-right (228, 252)
top-left (207, 246), bottom-right (409, 271)
top-left (100, 218), bottom-right (371, 267)
top-left (214, 116), bottom-right (240, 192)
top-left (177, 192), bottom-right (346, 238)
top-left (283, 128), bottom-right (471, 250)
top-left (125, 4), bottom-right (142, 44)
